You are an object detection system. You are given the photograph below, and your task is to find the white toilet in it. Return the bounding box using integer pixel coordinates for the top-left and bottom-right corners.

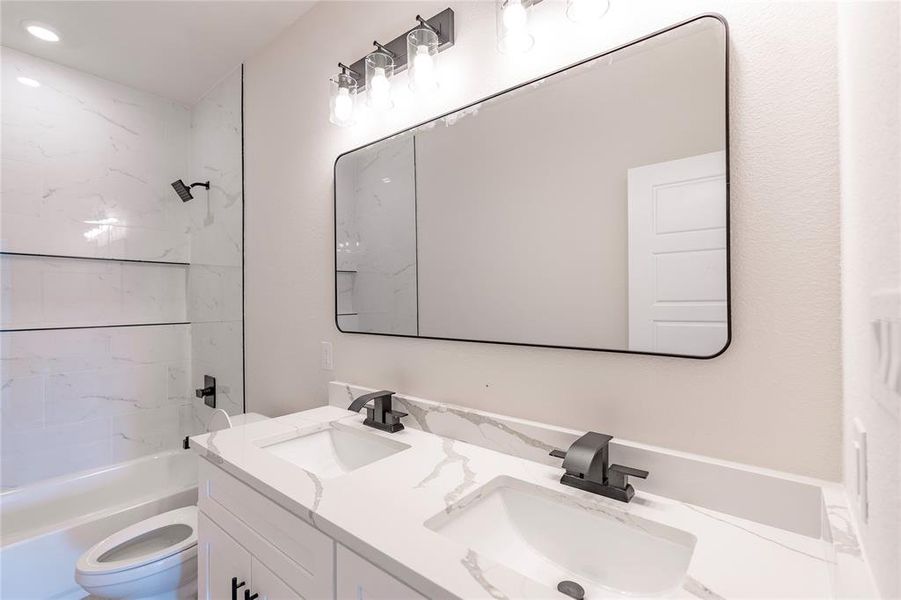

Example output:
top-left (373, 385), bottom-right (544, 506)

top-left (76, 506), bottom-right (198, 600)
top-left (75, 412), bottom-right (266, 599)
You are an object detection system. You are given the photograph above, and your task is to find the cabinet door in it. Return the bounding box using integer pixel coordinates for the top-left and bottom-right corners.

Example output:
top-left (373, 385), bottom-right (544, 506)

top-left (336, 544), bottom-right (425, 600)
top-left (199, 512), bottom-right (252, 600)
top-left (250, 556), bottom-right (303, 600)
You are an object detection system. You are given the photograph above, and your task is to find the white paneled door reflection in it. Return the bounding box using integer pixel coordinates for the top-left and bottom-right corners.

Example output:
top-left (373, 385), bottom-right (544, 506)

top-left (627, 151), bottom-right (728, 356)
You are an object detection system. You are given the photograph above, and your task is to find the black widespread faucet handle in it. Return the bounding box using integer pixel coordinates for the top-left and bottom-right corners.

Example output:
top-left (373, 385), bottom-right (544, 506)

top-left (609, 464), bottom-right (648, 479)
top-left (385, 409), bottom-right (408, 426)
top-left (607, 464), bottom-right (649, 491)
top-left (549, 449), bottom-right (567, 459)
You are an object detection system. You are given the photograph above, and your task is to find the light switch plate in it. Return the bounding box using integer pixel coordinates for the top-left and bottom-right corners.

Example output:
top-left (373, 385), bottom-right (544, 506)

top-left (321, 341), bottom-right (334, 370)
top-left (869, 289), bottom-right (901, 417)
top-left (853, 418), bottom-right (868, 522)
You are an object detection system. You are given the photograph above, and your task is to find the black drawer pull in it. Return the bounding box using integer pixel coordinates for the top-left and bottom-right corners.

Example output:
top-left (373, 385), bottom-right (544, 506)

top-left (231, 577), bottom-right (246, 600)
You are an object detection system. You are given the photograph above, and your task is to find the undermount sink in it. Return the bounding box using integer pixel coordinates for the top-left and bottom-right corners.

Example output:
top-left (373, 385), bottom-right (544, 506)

top-left (258, 424), bottom-right (410, 479)
top-left (426, 477), bottom-right (696, 597)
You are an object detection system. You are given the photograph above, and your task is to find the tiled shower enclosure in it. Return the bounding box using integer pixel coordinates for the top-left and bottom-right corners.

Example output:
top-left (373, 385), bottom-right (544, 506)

top-left (0, 48), bottom-right (244, 489)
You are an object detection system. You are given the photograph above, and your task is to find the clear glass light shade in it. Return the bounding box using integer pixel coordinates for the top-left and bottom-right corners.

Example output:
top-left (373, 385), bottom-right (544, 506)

top-left (406, 28), bottom-right (439, 93)
top-left (566, 0), bottom-right (610, 22)
top-left (496, 0), bottom-right (533, 54)
top-left (365, 51), bottom-right (395, 111)
top-left (329, 72), bottom-right (358, 127)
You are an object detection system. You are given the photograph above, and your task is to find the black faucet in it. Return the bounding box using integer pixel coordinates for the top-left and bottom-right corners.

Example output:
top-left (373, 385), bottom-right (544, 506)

top-left (195, 375), bottom-right (216, 408)
top-left (549, 432), bottom-right (648, 503)
top-left (347, 390), bottom-right (407, 433)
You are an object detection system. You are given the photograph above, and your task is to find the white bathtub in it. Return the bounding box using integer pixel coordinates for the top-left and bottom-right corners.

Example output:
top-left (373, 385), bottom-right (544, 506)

top-left (0, 450), bottom-right (197, 600)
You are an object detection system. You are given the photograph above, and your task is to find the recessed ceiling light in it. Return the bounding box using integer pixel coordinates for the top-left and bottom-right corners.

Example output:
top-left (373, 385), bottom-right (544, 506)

top-left (17, 76), bottom-right (41, 88)
top-left (24, 22), bottom-right (60, 43)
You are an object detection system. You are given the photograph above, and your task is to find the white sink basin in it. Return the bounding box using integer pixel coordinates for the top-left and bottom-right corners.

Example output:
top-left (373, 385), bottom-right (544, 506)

top-left (426, 477), bottom-right (696, 597)
top-left (258, 424), bottom-right (409, 479)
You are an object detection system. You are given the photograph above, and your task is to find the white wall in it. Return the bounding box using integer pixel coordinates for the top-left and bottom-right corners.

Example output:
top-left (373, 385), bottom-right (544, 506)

top-left (244, 0), bottom-right (843, 480)
top-left (838, 2), bottom-right (901, 597)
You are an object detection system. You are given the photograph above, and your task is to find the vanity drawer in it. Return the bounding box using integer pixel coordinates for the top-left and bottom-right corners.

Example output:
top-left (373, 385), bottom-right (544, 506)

top-left (199, 460), bottom-right (334, 599)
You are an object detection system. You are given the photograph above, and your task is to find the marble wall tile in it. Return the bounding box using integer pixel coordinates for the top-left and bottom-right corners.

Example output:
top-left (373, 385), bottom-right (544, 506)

top-left (0, 255), bottom-right (187, 329)
top-left (0, 417), bottom-right (112, 490)
top-left (0, 325), bottom-right (190, 489)
top-left (111, 405), bottom-right (181, 461)
top-left (108, 324), bottom-right (189, 364)
top-left (1, 414), bottom-right (111, 456)
top-left (191, 321), bottom-right (243, 418)
top-left (180, 401), bottom-right (214, 440)
top-left (187, 265), bottom-right (242, 323)
top-left (1, 441), bottom-right (112, 490)
top-left (1, 328), bottom-right (113, 379)
top-left (0, 375), bottom-right (43, 432)
top-left (44, 363), bottom-right (170, 425)
top-left (0, 48), bottom-right (192, 262)
top-left (187, 66), bottom-right (242, 269)
top-left (167, 364), bottom-right (191, 403)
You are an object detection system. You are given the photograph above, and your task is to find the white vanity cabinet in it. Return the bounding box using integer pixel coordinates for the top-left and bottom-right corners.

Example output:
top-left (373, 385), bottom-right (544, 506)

top-left (198, 513), bottom-right (299, 600)
top-left (198, 512), bottom-right (250, 599)
top-left (197, 460), bottom-right (425, 600)
top-left (336, 544), bottom-right (425, 600)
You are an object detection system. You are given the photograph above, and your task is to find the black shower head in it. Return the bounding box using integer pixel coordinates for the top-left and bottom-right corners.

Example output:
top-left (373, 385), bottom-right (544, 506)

top-left (171, 179), bottom-right (210, 202)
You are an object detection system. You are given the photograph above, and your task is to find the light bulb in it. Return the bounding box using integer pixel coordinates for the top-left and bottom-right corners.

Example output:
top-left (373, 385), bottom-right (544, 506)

top-left (412, 45), bottom-right (436, 91)
top-left (502, 0), bottom-right (528, 31)
top-left (498, 0), bottom-right (533, 54)
top-left (334, 87), bottom-right (353, 123)
top-left (369, 66), bottom-right (391, 110)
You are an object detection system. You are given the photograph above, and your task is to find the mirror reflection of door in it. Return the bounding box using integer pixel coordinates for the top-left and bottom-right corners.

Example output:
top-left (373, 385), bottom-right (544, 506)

top-left (627, 151), bottom-right (728, 356)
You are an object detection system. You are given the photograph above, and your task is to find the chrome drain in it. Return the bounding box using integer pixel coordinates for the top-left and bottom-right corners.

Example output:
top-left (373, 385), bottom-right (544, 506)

top-left (557, 580), bottom-right (585, 599)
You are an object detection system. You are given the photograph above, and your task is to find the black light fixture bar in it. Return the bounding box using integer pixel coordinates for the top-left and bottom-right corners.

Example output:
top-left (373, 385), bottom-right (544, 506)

top-left (343, 8), bottom-right (455, 90)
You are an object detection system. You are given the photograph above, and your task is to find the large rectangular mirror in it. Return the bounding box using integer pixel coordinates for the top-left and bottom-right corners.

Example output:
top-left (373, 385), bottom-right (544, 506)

top-left (335, 15), bottom-right (729, 358)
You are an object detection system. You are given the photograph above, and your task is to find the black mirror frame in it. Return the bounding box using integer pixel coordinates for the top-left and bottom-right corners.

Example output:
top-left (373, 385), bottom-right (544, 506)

top-left (333, 13), bottom-right (731, 360)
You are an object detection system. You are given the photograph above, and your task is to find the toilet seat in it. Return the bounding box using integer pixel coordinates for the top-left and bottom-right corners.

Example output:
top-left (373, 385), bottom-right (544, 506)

top-left (76, 506), bottom-right (197, 579)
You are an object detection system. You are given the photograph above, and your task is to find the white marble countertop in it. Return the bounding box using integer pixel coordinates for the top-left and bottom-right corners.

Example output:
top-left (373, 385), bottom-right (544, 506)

top-left (191, 405), bottom-right (855, 599)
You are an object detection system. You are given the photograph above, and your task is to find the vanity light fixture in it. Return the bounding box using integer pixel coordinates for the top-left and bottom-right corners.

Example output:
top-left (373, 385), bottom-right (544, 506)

top-left (566, 0), bottom-right (610, 22)
top-left (329, 8), bottom-right (455, 126)
top-left (329, 64), bottom-right (359, 127)
top-left (24, 21), bottom-right (60, 42)
top-left (497, 0), bottom-right (535, 54)
top-left (366, 43), bottom-right (395, 111)
top-left (407, 18), bottom-right (440, 94)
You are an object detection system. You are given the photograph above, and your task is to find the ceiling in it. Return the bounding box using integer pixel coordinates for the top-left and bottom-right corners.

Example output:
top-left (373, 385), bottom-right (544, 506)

top-left (1, 1), bottom-right (315, 105)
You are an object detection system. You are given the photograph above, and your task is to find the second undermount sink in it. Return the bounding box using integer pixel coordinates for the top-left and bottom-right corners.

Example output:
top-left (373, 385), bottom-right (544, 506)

top-left (426, 477), bottom-right (696, 597)
top-left (258, 424), bottom-right (410, 479)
